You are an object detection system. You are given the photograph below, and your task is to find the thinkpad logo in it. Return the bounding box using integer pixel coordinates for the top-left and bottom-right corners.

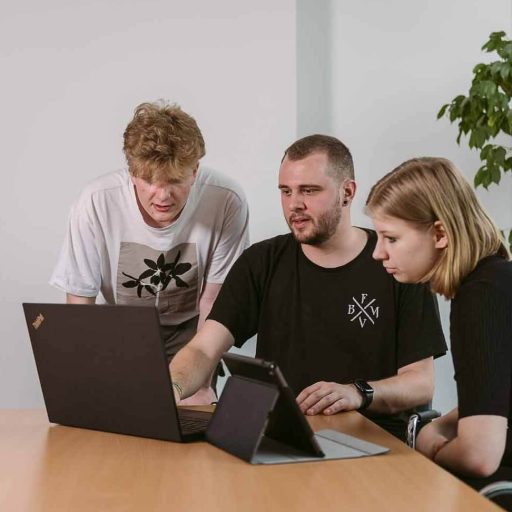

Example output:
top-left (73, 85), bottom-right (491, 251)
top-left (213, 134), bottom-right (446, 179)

top-left (347, 293), bottom-right (380, 328)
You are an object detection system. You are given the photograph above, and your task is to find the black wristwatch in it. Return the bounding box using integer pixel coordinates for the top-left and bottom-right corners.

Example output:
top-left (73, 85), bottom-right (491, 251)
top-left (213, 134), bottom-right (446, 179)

top-left (353, 379), bottom-right (374, 410)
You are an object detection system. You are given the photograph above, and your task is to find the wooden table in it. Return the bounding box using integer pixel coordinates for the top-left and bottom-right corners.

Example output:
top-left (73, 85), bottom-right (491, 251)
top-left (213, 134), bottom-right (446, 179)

top-left (0, 409), bottom-right (501, 511)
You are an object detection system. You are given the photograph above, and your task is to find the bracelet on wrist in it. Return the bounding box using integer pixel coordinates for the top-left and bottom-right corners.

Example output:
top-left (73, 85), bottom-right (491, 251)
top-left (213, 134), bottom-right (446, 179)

top-left (172, 381), bottom-right (183, 399)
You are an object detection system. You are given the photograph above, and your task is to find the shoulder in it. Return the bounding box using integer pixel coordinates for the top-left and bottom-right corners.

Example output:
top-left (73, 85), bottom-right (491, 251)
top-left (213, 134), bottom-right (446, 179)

top-left (75, 169), bottom-right (130, 205)
top-left (348, 227), bottom-right (386, 273)
top-left (224, 235), bottom-right (295, 285)
top-left (240, 234), bottom-right (296, 263)
top-left (456, 255), bottom-right (512, 303)
top-left (194, 166), bottom-right (247, 205)
top-left (247, 234), bottom-right (295, 253)
top-left (352, 227), bottom-right (378, 257)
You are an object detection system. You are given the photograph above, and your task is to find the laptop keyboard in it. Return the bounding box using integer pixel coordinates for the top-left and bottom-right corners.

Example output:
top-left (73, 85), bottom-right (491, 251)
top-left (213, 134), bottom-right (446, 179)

top-left (178, 409), bottom-right (212, 434)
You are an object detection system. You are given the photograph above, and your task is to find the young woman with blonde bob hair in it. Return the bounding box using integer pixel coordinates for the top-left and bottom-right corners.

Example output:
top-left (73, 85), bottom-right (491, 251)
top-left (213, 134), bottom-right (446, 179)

top-left (366, 156), bottom-right (512, 488)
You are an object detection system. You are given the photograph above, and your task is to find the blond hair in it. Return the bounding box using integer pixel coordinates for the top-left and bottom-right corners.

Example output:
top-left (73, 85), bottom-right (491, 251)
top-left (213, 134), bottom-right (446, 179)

top-left (366, 157), bottom-right (509, 299)
top-left (123, 101), bottom-right (205, 182)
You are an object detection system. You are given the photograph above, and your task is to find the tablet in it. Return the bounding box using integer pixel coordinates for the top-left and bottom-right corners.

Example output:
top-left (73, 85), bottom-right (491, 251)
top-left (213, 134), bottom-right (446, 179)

top-left (206, 352), bottom-right (390, 464)
top-left (221, 352), bottom-right (324, 457)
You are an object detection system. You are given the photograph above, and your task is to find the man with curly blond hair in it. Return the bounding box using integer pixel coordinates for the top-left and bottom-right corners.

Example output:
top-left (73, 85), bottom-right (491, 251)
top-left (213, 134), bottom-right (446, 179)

top-left (51, 101), bottom-right (249, 404)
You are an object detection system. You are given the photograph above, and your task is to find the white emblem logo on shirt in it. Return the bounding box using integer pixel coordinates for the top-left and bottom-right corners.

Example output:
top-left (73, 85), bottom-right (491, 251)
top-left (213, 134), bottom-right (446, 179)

top-left (347, 293), bottom-right (380, 328)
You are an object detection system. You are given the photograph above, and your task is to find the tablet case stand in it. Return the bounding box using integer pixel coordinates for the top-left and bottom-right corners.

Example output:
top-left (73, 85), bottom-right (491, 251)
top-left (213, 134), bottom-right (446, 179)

top-left (206, 375), bottom-right (389, 465)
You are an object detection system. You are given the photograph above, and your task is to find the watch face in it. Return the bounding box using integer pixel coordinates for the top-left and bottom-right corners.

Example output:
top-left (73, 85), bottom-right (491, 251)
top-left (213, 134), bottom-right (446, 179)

top-left (354, 380), bottom-right (374, 411)
top-left (355, 379), bottom-right (373, 394)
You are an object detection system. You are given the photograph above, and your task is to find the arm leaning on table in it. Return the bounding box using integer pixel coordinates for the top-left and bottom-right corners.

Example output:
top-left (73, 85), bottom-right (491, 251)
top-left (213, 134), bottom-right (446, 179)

top-left (423, 277), bottom-right (512, 479)
top-left (296, 356), bottom-right (434, 415)
top-left (297, 281), bottom-right (443, 416)
top-left (170, 319), bottom-right (234, 404)
top-left (417, 408), bottom-right (508, 478)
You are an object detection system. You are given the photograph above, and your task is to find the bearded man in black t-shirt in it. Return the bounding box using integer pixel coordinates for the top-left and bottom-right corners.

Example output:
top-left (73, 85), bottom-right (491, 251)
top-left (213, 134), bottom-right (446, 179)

top-left (170, 134), bottom-right (446, 440)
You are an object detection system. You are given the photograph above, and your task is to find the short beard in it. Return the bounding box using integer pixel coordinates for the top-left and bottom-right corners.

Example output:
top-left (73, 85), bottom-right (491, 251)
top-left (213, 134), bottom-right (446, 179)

top-left (290, 195), bottom-right (342, 246)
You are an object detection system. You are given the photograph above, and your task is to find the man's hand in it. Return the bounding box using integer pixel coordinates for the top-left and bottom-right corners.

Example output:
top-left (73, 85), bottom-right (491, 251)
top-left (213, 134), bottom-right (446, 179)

top-left (296, 381), bottom-right (363, 415)
top-left (179, 386), bottom-right (217, 406)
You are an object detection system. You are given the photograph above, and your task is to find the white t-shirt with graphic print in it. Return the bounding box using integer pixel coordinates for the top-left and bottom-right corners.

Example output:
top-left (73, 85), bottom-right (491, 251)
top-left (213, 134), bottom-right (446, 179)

top-left (50, 167), bottom-right (249, 325)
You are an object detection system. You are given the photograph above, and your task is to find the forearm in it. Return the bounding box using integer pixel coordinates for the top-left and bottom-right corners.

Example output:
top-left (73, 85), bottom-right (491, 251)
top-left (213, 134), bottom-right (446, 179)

top-left (434, 435), bottom-right (495, 477)
top-left (66, 294), bottom-right (96, 304)
top-left (197, 282), bottom-right (222, 330)
top-left (368, 359), bottom-right (434, 415)
top-left (169, 319), bottom-right (234, 400)
top-left (297, 358), bottom-right (434, 416)
top-left (432, 407), bottom-right (459, 438)
top-left (171, 344), bottom-right (218, 399)
top-left (433, 415), bottom-right (507, 478)
top-left (416, 408), bottom-right (458, 459)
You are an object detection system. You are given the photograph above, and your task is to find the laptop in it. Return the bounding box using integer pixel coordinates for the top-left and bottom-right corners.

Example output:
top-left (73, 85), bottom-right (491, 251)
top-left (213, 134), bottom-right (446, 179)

top-left (22, 303), bottom-right (211, 442)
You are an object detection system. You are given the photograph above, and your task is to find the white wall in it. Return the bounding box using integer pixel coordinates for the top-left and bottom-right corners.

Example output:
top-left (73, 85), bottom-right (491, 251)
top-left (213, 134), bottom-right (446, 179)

top-left (312, 0), bottom-right (512, 412)
top-left (3, 0), bottom-right (512, 411)
top-left (0, 0), bottom-right (295, 406)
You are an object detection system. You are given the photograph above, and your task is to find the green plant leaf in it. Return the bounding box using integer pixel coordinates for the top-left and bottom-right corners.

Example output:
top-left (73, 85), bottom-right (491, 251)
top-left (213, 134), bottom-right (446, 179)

top-left (468, 131), bottom-right (477, 148)
top-left (500, 63), bottom-right (510, 80)
top-left (461, 97), bottom-right (471, 114)
top-left (469, 128), bottom-right (488, 148)
top-left (485, 81), bottom-right (498, 97)
top-left (440, 30), bottom-right (512, 190)
top-left (494, 146), bottom-right (506, 165)
top-left (480, 144), bottom-right (493, 160)
top-left (473, 63), bottom-right (488, 75)
top-left (483, 31), bottom-right (506, 52)
top-left (437, 104), bottom-right (449, 119)
top-left (450, 107), bottom-right (460, 122)
top-left (497, 93), bottom-right (509, 109)
top-left (498, 42), bottom-right (512, 60)
top-left (490, 124), bottom-right (501, 137)
top-left (491, 165), bottom-right (502, 184)
top-left (502, 117), bottom-right (512, 135)
top-left (474, 167), bottom-right (486, 188)
top-left (490, 61), bottom-right (503, 78)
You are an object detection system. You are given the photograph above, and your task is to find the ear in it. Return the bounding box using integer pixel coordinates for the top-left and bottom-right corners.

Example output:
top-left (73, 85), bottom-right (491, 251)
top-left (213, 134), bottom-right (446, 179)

top-left (341, 180), bottom-right (357, 206)
top-left (433, 220), bottom-right (448, 249)
top-left (190, 162), bottom-right (199, 184)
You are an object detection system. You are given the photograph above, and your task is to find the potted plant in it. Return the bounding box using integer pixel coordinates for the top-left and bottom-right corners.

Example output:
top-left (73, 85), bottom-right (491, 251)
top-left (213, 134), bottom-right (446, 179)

top-left (438, 30), bottom-right (512, 249)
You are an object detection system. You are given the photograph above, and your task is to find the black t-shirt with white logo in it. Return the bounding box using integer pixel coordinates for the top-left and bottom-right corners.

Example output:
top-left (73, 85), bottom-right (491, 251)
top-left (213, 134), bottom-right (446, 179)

top-left (209, 230), bottom-right (446, 434)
